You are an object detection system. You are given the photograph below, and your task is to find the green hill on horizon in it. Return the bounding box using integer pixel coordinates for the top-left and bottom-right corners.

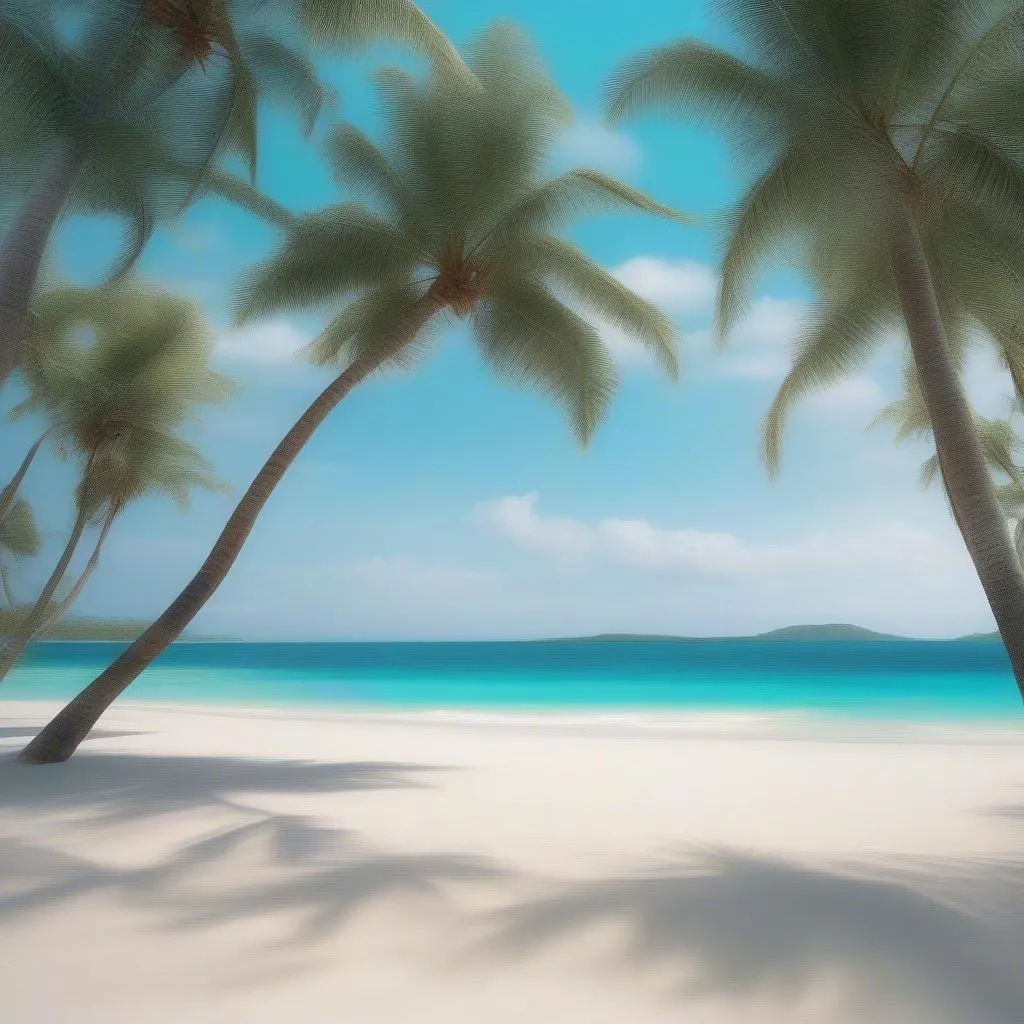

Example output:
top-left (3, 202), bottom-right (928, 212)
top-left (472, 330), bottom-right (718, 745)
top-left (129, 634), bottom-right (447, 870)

top-left (558, 623), bottom-right (1001, 643)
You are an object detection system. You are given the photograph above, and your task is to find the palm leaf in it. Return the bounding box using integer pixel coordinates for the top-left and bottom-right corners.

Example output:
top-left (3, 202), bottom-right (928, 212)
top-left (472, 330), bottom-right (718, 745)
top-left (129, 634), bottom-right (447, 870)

top-left (238, 31), bottom-right (334, 137)
top-left (515, 235), bottom-right (679, 378)
top-left (474, 276), bottom-right (618, 445)
top-left (605, 39), bottom-right (791, 130)
top-left (233, 205), bottom-right (416, 323)
top-left (295, 0), bottom-right (471, 83)
top-left (304, 280), bottom-right (438, 372)
top-left (323, 123), bottom-right (416, 222)
top-left (763, 284), bottom-right (896, 475)
top-left (487, 169), bottom-right (691, 253)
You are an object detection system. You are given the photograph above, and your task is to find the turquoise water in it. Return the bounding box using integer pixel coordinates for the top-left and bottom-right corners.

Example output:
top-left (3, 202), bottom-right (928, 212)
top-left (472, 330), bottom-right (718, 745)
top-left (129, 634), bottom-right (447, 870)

top-left (3, 640), bottom-right (1023, 722)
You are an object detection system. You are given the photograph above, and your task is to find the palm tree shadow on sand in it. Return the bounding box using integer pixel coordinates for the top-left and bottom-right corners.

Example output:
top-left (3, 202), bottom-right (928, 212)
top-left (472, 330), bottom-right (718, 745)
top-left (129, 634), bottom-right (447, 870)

top-left (0, 748), bottom-right (449, 822)
top-left (483, 848), bottom-right (1024, 1024)
top-left (0, 750), bottom-right (504, 957)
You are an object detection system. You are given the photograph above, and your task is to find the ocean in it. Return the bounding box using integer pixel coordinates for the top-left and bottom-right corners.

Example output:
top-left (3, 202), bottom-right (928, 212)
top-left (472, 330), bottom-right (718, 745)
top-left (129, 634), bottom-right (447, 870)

top-left (2, 639), bottom-right (1023, 722)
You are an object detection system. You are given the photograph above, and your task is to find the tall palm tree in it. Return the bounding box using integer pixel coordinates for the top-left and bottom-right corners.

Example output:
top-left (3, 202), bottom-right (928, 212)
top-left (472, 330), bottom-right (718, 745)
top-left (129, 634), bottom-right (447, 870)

top-left (607, 0), bottom-right (1024, 699)
top-left (0, 280), bottom-right (231, 679)
top-left (19, 21), bottom-right (686, 763)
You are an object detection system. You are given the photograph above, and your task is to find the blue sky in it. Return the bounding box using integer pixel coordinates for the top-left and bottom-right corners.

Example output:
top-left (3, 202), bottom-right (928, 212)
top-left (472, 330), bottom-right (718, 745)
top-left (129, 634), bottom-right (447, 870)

top-left (2, 0), bottom-right (1018, 640)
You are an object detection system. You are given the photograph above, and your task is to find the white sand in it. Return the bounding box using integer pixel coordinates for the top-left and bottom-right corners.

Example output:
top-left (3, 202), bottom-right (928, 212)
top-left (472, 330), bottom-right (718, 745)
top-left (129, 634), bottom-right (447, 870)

top-left (0, 700), bottom-right (1021, 1024)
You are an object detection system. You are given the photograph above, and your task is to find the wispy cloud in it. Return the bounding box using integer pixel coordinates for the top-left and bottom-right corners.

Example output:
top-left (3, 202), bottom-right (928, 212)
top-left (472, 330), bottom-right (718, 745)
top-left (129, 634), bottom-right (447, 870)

top-left (215, 320), bottom-right (311, 363)
top-left (612, 257), bottom-right (718, 313)
top-left (554, 121), bottom-right (642, 175)
top-left (476, 492), bottom-right (972, 584)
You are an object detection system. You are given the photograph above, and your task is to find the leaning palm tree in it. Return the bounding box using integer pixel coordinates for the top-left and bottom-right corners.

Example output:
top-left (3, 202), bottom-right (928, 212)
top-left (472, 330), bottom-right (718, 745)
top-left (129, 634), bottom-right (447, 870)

top-left (0, 280), bottom-right (231, 679)
top-left (607, 0), bottom-right (1024, 699)
top-left (0, 428), bottom-right (223, 679)
top-left (19, 21), bottom-right (685, 763)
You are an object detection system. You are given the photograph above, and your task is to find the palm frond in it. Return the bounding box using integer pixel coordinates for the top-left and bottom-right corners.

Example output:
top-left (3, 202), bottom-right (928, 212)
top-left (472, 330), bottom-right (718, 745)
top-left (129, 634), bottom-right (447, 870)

top-left (233, 206), bottom-right (417, 324)
top-left (763, 286), bottom-right (896, 475)
top-left (295, 0), bottom-right (472, 83)
top-left (716, 136), bottom-right (867, 346)
top-left (104, 196), bottom-right (156, 285)
top-left (323, 123), bottom-right (415, 222)
top-left (304, 280), bottom-right (438, 373)
top-left (514, 235), bottom-right (679, 378)
top-left (474, 276), bottom-right (618, 445)
top-left (605, 39), bottom-right (790, 129)
top-left (920, 452), bottom-right (942, 489)
top-left (199, 168), bottom-right (298, 229)
top-left (487, 169), bottom-right (691, 253)
top-left (930, 129), bottom-right (1024, 224)
top-left (238, 30), bottom-right (333, 136)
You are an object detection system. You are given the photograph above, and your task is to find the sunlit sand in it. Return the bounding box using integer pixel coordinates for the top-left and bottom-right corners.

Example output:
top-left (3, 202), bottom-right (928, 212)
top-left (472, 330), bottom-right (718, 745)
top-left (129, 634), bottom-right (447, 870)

top-left (1, 701), bottom-right (1020, 1023)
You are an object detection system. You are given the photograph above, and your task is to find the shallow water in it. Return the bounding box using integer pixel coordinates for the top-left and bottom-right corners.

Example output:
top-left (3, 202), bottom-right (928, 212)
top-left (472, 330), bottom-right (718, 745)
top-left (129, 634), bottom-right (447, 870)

top-left (4, 640), bottom-right (1022, 723)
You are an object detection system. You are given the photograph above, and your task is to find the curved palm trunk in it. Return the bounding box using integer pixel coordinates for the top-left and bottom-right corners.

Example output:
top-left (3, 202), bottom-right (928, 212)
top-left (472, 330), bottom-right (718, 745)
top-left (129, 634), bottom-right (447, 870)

top-left (0, 140), bottom-right (84, 389)
top-left (890, 208), bottom-right (1024, 700)
top-left (0, 432), bottom-right (48, 528)
top-left (0, 502), bottom-right (91, 680)
top-left (34, 502), bottom-right (119, 638)
top-left (19, 297), bottom-right (440, 763)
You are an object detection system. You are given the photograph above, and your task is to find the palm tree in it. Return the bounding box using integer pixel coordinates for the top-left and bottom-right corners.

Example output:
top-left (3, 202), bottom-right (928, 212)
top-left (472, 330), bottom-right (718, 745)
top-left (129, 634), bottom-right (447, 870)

top-left (0, 0), bottom-right (460, 389)
top-left (0, 280), bottom-right (231, 679)
top-left (0, 429), bottom-right (223, 678)
top-left (19, 21), bottom-right (686, 763)
top-left (607, 0), bottom-right (1024, 699)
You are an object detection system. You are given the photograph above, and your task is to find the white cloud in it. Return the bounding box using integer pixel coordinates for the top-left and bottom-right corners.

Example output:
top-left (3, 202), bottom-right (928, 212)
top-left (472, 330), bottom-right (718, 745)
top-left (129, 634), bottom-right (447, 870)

top-left (216, 320), bottom-right (310, 363)
top-left (728, 297), bottom-right (806, 349)
top-left (555, 121), bottom-right (642, 175)
top-left (611, 257), bottom-right (718, 313)
top-left (475, 493), bottom-right (593, 559)
top-left (711, 297), bottom-right (808, 380)
top-left (477, 492), bottom-right (974, 586)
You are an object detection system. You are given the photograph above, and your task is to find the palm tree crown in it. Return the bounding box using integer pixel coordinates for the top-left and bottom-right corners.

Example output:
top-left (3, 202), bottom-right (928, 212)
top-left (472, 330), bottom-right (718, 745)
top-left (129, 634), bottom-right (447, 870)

top-left (0, 281), bottom-right (228, 673)
top-left (17, 283), bottom-right (234, 460)
top-left (606, 0), bottom-right (1024, 465)
top-left (236, 21), bottom-right (685, 442)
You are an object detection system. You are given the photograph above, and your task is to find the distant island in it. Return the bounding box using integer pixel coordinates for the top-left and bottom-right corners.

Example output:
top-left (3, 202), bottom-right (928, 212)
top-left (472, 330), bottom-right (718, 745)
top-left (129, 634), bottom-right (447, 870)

top-left (553, 623), bottom-right (1001, 643)
top-left (4, 615), bottom-right (1003, 644)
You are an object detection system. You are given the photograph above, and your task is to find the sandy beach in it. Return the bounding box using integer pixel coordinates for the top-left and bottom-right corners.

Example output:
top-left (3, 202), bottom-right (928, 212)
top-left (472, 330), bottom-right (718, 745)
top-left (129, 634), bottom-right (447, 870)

top-left (0, 700), bottom-right (1021, 1023)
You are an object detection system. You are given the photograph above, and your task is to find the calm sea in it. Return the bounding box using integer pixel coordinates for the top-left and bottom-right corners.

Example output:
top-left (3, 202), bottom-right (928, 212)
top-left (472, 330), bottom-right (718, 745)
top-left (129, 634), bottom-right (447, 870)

top-left (2, 640), bottom-right (1023, 722)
